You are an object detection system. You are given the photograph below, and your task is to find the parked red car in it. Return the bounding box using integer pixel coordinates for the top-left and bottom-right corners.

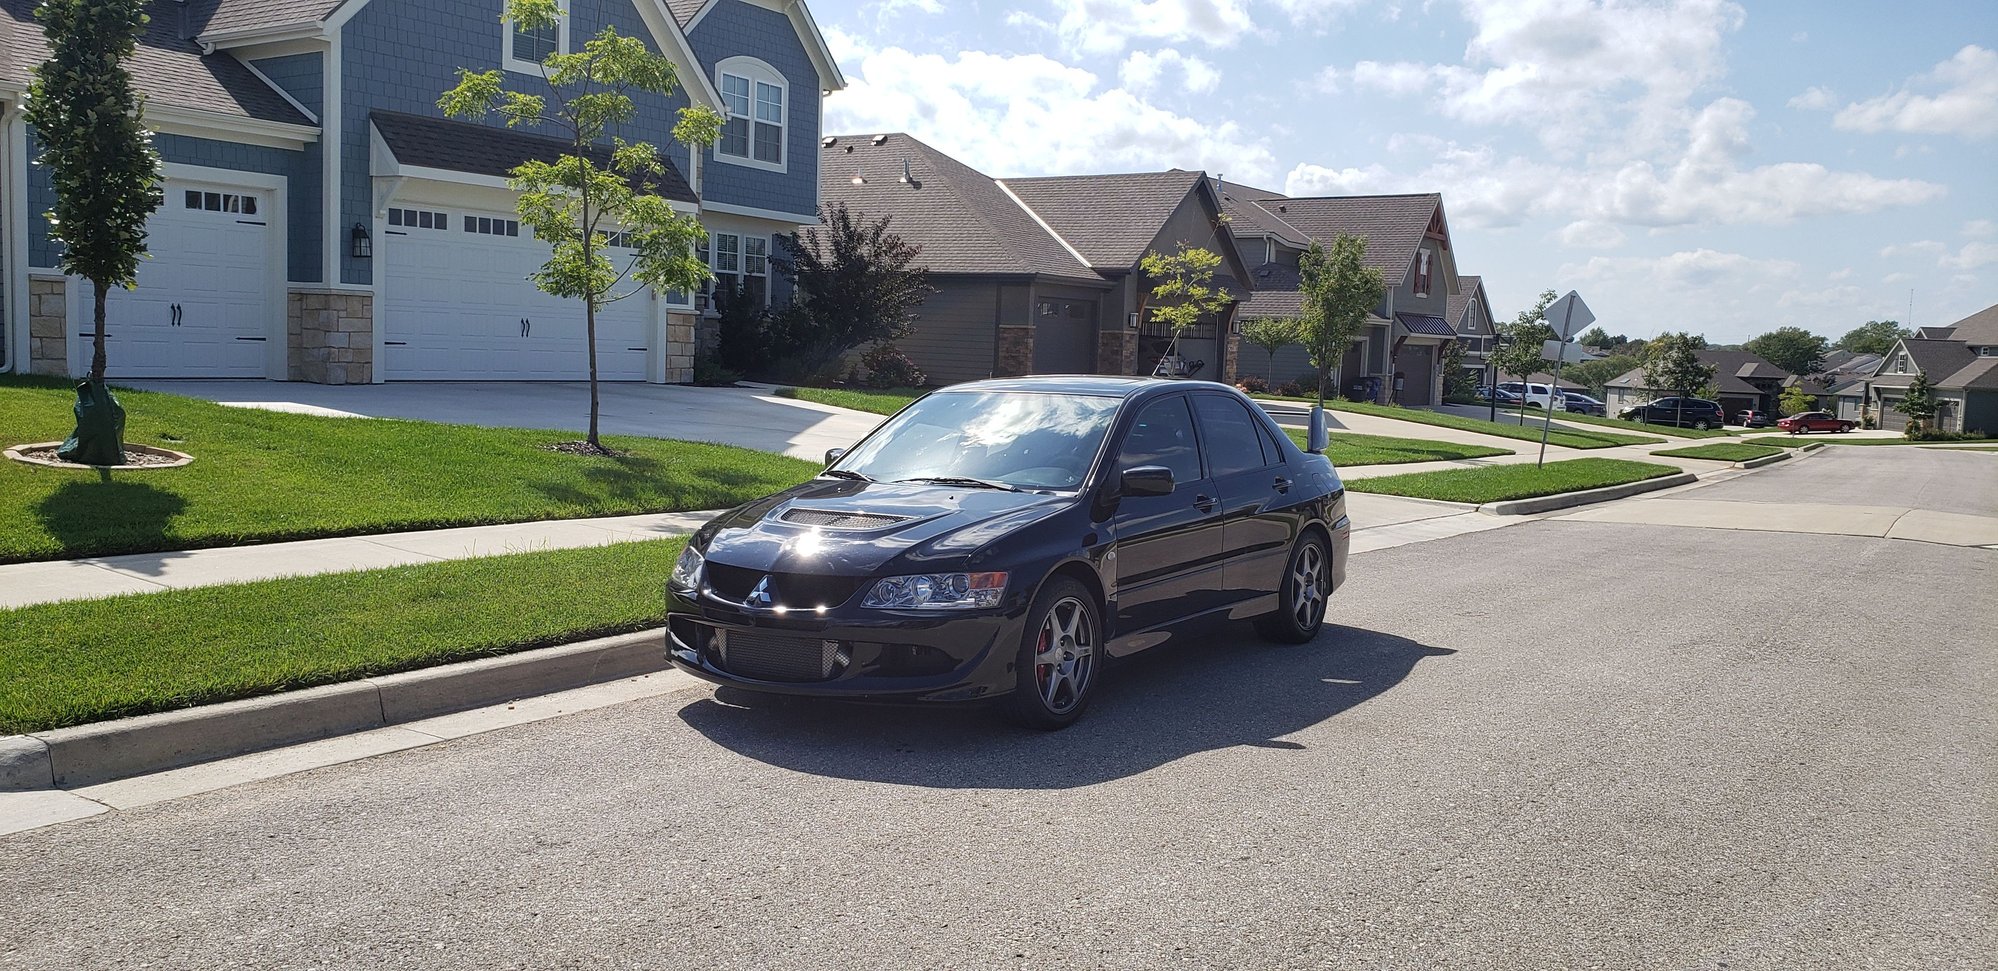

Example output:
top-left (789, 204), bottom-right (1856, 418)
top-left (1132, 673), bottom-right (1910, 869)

top-left (1777, 411), bottom-right (1855, 434)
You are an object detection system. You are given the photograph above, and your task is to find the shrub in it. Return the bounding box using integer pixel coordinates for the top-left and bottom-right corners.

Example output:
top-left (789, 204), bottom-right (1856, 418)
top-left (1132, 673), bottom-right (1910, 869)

top-left (1236, 375), bottom-right (1269, 394)
top-left (1905, 429), bottom-right (1988, 442)
top-left (1274, 380), bottom-right (1309, 398)
top-left (690, 354), bottom-right (741, 387)
top-left (860, 343), bottom-right (926, 389)
top-left (713, 277), bottom-right (772, 375)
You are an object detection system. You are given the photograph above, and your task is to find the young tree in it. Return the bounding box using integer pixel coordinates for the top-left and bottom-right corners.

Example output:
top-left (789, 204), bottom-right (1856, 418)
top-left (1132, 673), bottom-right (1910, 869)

top-left (442, 0), bottom-right (721, 452)
top-left (1778, 384), bottom-right (1816, 416)
top-left (1563, 353), bottom-right (1640, 399)
top-left (1239, 316), bottom-right (1302, 384)
top-left (1837, 319), bottom-right (1910, 357)
top-left (1441, 339), bottom-right (1479, 402)
top-left (1576, 325), bottom-right (1614, 349)
top-left (29, 0), bottom-right (164, 464)
top-left (777, 201), bottom-right (935, 377)
top-left (1644, 331), bottom-right (1717, 429)
top-left (1745, 325), bottom-right (1830, 375)
top-left (1139, 244), bottom-right (1232, 373)
top-left (1485, 291), bottom-right (1560, 424)
top-left (1298, 236), bottom-right (1384, 407)
top-left (1896, 371), bottom-right (1938, 436)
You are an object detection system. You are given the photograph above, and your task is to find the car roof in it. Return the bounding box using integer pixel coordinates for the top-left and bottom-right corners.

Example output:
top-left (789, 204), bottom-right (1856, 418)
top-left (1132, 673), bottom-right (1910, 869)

top-left (935, 376), bottom-right (1224, 398)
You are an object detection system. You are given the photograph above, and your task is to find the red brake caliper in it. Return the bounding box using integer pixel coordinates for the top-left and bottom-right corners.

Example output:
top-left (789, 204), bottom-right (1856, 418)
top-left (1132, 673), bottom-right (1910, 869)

top-left (1037, 626), bottom-right (1053, 688)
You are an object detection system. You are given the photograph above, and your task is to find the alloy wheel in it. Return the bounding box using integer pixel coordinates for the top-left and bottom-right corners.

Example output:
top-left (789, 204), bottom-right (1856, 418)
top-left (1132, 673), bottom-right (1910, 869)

top-left (1291, 543), bottom-right (1328, 631)
top-left (1034, 597), bottom-right (1096, 714)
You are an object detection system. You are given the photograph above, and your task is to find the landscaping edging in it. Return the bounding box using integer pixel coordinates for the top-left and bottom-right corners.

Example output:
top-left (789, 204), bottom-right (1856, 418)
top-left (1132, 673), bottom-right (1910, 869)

top-left (1479, 472), bottom-right (1697, 516)
top-left (0, 629), bottom-right (668, 791)
top-left (4, 441), bottom-right (194, 470)
top-left (1736, 451), bottom-right (1793, 470)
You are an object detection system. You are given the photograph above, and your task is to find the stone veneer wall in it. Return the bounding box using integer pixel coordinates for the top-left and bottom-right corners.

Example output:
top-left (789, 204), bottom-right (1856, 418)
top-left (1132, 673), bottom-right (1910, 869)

top-left (1097, 329), bottom-right (1136, 376)
top-left (667, 312), bottom-right (698, 384)
top-left (997, 324), bottom-right (1034, 377)
top-left (288, 289), bottom-right (374, 384)
top-left (1220, 330), bottom-right (1241, 385)
top-left (28, 276), bottom-right (67, 376)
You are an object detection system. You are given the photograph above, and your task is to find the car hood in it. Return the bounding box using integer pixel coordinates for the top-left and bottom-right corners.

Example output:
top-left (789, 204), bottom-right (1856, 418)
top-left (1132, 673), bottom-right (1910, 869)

top-left (696, 477), bottom-right (1069, 577)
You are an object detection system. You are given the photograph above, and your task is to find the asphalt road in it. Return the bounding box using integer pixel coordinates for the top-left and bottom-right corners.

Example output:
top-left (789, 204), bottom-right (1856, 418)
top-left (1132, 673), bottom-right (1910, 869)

top-left (2, 470), bottom-right (1994, 968)
top-left (1669, 445), bottom-right (1998, 516)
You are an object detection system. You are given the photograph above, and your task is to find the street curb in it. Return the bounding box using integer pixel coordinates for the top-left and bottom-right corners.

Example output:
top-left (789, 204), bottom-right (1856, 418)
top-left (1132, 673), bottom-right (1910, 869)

top-left (3, 629), bottom-right (667, 790)
top-left (1736, 451), bottom-right (1793, 470)
top-left (1478, 472), bottom-right (1697, 516)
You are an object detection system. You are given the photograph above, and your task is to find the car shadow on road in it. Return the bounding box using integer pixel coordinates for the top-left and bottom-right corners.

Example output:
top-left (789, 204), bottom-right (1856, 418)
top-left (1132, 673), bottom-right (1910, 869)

top-left (674, 622), bottom-right (1455, 790)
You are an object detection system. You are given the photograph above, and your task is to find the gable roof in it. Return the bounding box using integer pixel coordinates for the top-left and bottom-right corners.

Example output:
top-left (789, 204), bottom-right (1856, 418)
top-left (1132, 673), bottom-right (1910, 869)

top-left (1206, 177), bottom-right (1307, 248)
top-left (669, 0), bottom-right (845, 90)
top-left (1873, 337), bottom-right (1977, 383)
top-left (185, 0), bottom-right (347, 36)
top-left (0, 0), bottom-right (313, 125)
top-left (1447, 274), bottom-right (1486, 332)
top-left (373, 110), bottom-right (696, 203)
top-left (1238, 263), bottom-right (1302, 318)
top-left (1939, 301), bottom-right (1998, 347)
top-left (816, 133), bottom-right (1100, 284)
top-left (664, 0), bottom-right (707, 25)
top-left (1249, 193), bottom-right (1441, 277)
top-left (998, 170), bottom-right (1214, 269)
top-left (1939, 357), bottom-right (1998, 391)
top-left (1606, 349), bottom-right (1789, 396)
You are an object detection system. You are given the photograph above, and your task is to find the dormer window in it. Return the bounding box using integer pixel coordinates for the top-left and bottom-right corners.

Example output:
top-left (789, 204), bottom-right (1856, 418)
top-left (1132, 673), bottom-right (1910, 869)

top-left (1895, 353), bottom-right (1909, 373)
top-left (716, 57), bottom-right (786, 172)
top-left (1414, 250), bottom-right (1432, 297)
top-left (504, 4), bottom-right (568, 75)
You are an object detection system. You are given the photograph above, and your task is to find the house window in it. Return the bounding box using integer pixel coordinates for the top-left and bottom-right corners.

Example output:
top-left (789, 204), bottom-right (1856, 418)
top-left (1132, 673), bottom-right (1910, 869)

top-left (1414, 250), bottom-right (1432, 297)
top-left (705, 231), bottom-right (768, 307)
top-left (504, 4), bottom-right (568, 75)
top-left (715, 57), bottom-right (786, 171)
top-left (1895, 354), bottom-right (1909, 373)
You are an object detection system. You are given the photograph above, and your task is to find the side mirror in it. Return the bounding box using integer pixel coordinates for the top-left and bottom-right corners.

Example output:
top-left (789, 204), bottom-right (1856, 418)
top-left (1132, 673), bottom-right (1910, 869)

top-left (1119, 465), bottom-right (1175, 497)
top-left (823, 447), bottom-right (846, 466)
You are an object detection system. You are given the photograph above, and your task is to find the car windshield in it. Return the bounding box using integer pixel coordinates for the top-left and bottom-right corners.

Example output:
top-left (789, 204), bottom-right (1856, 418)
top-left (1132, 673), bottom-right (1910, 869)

top-left (830, 391), bottom-right (1122, 492)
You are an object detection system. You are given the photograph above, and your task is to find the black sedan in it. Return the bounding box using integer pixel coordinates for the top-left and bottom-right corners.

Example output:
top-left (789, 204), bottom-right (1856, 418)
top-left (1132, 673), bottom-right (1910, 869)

top-left (665, 377), bottom-right (1352, 729)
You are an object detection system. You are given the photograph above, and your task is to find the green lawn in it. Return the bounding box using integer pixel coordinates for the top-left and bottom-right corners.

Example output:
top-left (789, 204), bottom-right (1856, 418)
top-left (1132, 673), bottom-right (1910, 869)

top-left (776, 386), bottom-right (927, 415)
top-left (1285, 428), bottom-right (1511, 467)
top-left (1345, 458), bottom-right (1680, 504)
top-left (1255, 395), bottom-right (1663, 449)
top-left (0, 376), bottom-right (818, 564)
top-left (1492, 406), bottom-right (1736, 439)
top-left (1650, 443), bottom-right (1787, 462)
top-left (0, 539), bottom-right (685, 735)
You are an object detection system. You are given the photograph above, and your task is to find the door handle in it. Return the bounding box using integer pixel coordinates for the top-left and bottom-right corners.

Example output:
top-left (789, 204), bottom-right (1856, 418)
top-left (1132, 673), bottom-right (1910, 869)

top-left (1193, 494), bottom-right (1217, 512)
top-left (1273, 476), bottom-right (1291, 494)
top-left (520, 318), bottom-right (530, 337)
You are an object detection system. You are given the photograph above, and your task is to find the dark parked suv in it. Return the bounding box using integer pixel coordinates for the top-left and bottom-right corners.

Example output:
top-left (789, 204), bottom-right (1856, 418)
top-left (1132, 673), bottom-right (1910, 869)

top-left (1619, 397), bottom-right (1728, 430)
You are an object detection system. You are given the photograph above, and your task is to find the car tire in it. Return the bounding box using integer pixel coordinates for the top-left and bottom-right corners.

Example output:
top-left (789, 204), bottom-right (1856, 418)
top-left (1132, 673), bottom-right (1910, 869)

top-left (1008, 576), bottom-right (1101, 731)
top-left (1693, 419), bottom-right (1712, 430)
top-left (1254, 532), bottom-right (1332, 645)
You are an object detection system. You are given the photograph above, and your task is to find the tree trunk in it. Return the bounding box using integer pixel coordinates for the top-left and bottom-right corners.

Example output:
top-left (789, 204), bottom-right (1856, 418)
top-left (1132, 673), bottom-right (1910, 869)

top-left (579, 155), bottom-right (601, 451)
top-left (91, 279), bottom-right (108, 383)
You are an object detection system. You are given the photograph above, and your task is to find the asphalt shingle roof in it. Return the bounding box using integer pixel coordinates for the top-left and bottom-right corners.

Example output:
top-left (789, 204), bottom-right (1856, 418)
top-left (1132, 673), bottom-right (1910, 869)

top-left (1607, 349), bottom-right (1789, 395)
top-left (664, 0), bottom-right (707, 27)
top-left (1446, 274), bottom-right (1482, 331)
top-left (1939, 356), bottom-right (1998, 391)
top-left (1939, 301), bottom-right (1998, 347)
top-left (1205, 177), bottom-right (1307, 247)
top-left (185, 0), bottom-right (347, 35)
top-left (1238, 263), bottom-right (1301, 318)
top-left (1, 0), bottom-right (312, 124)
top-left (1873, 338), bottom-right (1977, 386)
top-left (373, 111), bottom-right (696, 203)
top-left (1249, 193), bottom-right (1441, 277)
top-left (815, 133), bottom-right (1100, 283)
top-left (998, 170), bottom-right (1211, 269)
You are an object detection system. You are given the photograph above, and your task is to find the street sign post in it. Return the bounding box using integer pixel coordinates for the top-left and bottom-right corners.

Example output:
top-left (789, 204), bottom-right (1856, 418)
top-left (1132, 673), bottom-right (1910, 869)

top-left (1537, 291), bottom-right (1595, 467)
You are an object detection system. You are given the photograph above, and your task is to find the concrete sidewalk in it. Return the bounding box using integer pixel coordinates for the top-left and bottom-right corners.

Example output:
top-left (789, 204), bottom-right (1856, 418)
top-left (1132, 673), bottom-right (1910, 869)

top-left (0, 509), bottom-right (721, 610)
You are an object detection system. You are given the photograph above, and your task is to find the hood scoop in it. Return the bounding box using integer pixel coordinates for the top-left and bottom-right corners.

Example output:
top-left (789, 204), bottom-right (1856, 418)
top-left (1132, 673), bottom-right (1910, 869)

top-left (780, 508), bottom-right (911, 530)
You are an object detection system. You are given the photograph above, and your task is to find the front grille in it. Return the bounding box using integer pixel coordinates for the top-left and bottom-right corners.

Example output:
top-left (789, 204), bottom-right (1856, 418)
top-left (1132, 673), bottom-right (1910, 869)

top-left (718, 629), bottom-right (839, 682)
top-left (781, 509), bottom-right (906, 529)
top-left (703, 561), bottom-right (867, 610)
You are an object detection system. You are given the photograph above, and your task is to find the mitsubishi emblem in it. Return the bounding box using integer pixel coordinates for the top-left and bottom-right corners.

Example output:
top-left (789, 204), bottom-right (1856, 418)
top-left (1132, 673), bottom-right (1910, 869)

top-left (747, 575), bottom-right (775, 608)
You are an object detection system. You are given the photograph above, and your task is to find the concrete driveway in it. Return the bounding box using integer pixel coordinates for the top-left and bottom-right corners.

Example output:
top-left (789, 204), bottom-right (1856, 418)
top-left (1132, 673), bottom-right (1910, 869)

top-left (122, 380), bottom-right (884, 461)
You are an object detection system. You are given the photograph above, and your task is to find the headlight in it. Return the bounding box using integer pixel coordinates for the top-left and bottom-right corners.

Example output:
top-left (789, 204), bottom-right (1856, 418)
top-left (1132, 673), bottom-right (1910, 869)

top-left (669, 544), bottom-right (704, 594)
top-left (861, 572), bottom-right (1007, 610)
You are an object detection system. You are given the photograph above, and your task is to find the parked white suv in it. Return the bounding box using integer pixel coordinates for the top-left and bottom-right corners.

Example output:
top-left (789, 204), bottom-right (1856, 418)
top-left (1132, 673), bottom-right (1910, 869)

top-left (1497, 381), bottom-right (1568, 411)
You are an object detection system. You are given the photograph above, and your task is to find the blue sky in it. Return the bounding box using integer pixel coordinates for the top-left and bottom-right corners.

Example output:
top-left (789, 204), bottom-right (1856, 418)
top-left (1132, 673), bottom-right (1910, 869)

top-left (814, 0), bottom-right (1996, 344)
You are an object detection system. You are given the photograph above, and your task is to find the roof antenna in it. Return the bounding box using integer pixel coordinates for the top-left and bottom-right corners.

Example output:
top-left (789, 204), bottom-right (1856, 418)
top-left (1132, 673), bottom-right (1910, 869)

top-left (899, 158), bottom-right (918, 188)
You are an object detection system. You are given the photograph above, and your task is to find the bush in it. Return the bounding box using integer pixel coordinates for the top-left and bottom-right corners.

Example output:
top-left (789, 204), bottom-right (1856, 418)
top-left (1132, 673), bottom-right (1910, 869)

top-left (713, 278), bottom-right (772, 375)
top-left (1236, 375), bottom-right (1269, 394)
top-left (1905, 429), bottom-right (1989, 442)
top-left (859, 343), bottom-right (926, 389)
top-left (690, 354), bottom-right (741, 387)
top-left (1275, 380), bottom-right (1309, 398)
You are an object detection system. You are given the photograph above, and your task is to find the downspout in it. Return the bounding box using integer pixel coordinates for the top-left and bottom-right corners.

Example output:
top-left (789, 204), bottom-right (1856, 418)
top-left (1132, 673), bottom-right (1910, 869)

top-left (0, 98), bottom-right (24, 374)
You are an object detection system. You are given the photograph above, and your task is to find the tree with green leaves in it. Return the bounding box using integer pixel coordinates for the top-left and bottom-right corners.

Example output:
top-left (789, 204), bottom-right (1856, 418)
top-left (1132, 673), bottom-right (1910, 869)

top-left (29, 0), bottom-right (164, 464)
top-left (1563, 353), bottom-right (1640, 399)
top-left (1239, 316), bottom-right (1302, 384)
top-left (442, 0), bottom-right (721, 452)
top-left (1298, 236), bottom-right (1384, 407)
top-left (1837, 319), bottom-right (1910, 357)
top-left (1138, 244), bottom-right (1232, 374)
top-left (1745, 325), bottom-right (1830, 376)
top-left (1896, 371), bottom-right (1938, 436)
top-left (1778, 383), bottom-right (1816, 416)
top-left (1485, 291), bottom-right (1560, 423)
top-left (777, 201), bottom-right (935, 378)
top-left (1576, 326), bottom-right (1613, 349)
top-left (1441, 339), bottom-right (1479, 402)
top-left (1644, 331), bottom-right (1717, 429)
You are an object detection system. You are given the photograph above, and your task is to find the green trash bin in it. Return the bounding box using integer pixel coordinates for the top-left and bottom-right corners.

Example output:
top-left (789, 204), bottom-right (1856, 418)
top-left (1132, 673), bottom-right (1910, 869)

top-left (55, 379), bottom-right (127, 467)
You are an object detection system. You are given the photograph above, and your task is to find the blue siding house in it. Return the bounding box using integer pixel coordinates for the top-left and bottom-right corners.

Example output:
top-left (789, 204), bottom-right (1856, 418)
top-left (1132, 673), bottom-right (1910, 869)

top-left (1, 0), bottom-right (842, 384)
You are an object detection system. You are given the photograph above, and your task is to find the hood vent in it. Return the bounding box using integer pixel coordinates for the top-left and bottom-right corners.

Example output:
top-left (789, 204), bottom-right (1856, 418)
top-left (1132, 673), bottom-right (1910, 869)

top-left (781, 509), bottom-right (908, 529)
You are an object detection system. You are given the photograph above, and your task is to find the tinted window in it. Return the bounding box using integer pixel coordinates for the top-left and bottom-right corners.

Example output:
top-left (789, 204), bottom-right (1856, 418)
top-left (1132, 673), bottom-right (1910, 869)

top-left (1115, 397), bottom-right (1202, 485)
top-left (1193, 395), bottom-right (1272, 476)
top-left (834, 391), bottom-right (1121, 491)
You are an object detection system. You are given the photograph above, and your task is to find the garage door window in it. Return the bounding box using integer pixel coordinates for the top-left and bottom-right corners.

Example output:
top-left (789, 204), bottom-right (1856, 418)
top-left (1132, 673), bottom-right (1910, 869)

top-left (184, 190), bottom-right (257, 215)
top-left (389, 208), bottom-right (449, 231)
top-left (465, 216), bottom-right (521, 237)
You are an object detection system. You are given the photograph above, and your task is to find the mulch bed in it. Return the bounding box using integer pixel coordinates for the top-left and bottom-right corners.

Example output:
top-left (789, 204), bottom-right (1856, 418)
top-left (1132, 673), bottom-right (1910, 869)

top-left (16, 445), bottom-right (182, 468)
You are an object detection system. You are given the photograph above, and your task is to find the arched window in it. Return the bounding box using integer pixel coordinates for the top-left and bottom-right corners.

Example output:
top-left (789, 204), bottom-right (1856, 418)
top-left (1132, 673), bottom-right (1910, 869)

top-left (715, 56), bottom-right (786, 171)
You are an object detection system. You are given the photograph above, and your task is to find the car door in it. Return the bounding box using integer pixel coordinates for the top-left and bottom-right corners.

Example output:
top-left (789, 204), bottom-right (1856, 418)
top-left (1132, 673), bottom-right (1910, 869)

top-left (1191, 393), bottom-right (1297, 607)
top-left (1104, 395), bottom-right (1225, 636)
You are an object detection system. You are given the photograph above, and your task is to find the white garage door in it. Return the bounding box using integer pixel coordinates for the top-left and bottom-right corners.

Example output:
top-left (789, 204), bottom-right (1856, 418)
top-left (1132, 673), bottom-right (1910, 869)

top-left (380, 205), bottom-right (654, 381)
top-left (86, 182), bottom-right (272, 378)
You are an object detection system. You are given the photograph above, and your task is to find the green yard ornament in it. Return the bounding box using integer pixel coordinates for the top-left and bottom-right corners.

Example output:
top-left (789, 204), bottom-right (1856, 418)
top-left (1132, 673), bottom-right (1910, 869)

top-left (55, 380), bottom-right (127, 467)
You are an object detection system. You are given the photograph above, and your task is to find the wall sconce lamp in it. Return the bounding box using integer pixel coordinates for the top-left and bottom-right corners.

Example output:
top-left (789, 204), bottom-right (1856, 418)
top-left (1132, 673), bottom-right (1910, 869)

top-left (351, 223), bottom-right (373, 259)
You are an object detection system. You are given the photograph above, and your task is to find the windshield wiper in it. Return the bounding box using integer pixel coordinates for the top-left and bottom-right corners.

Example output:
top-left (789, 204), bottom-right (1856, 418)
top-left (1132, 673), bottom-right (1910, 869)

top-left (822, 469), bottom-right (872, 482)
top-left (896, 476), bottom-right (1022, 492)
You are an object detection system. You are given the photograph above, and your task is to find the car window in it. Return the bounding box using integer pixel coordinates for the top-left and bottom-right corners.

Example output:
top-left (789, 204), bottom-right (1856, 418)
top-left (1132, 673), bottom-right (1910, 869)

top-left (1192, 395), bottom-right (1272, 476)
top-left (1114, 396), bottom-right (1202, 485)
top-left (832, 390), bottom-right (1121, 491)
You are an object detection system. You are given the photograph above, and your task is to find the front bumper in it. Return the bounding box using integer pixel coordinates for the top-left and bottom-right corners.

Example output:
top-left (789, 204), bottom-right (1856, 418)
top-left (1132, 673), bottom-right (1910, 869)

top-left (665, 588), bottom-right (1026, 702)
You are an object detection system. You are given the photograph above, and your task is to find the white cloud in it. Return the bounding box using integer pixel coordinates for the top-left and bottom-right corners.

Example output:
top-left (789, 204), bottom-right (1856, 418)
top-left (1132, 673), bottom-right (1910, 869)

top-left (1964, 219), bottom-right (1996, 238)
top-left (1834, 45), bottom-right (1998, 140)
top-left (1943, 242), bottom-right (1998, 271)
top-left (823, 32), bottom-right (1278, 183)
top-left (1787, 86), bottom-right (1837, 111)
top-left (1554, 249), bottom-right (1807, 342)
top-left (876, 0), bottom-right (943, 13)
top-left (1883, 272), bottom-right (1914, 284)
top-left (1879, 240), bottom-right (1948, 260)
top-left (1119, 48), bottom-right (1221, 95)
top-left (1030, 0), bottom-right (1364, 54)
top-left (1558, 221), bottom-right (1627, 249)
